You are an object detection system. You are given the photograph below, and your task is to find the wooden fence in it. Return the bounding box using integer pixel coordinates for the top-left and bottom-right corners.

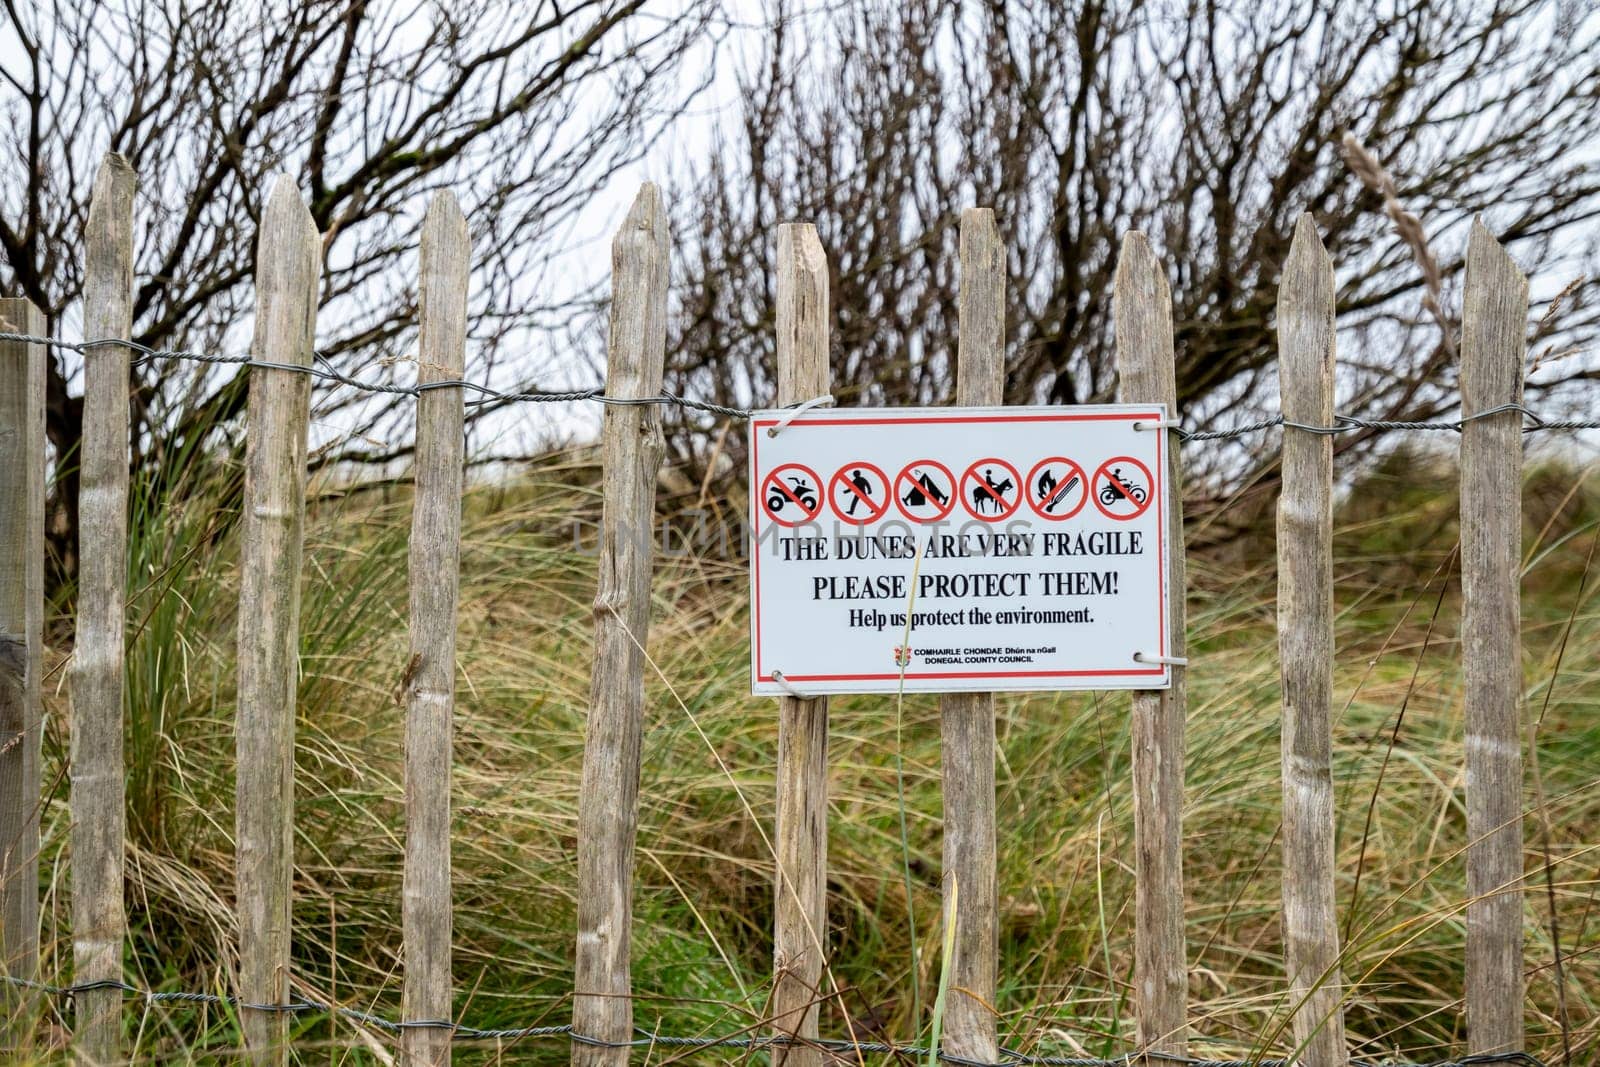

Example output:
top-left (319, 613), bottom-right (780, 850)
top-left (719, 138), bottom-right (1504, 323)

top-left (0, 152), bottom-right (1543, 1066)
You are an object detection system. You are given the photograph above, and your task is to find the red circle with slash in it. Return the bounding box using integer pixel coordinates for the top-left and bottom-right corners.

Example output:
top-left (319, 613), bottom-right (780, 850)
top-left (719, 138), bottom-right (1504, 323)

top-left (1025, 457), bottom-right (1088, 521)
top-left (959, 458), bottom-right (1024, 522)
top-left (760, 463), bottom-right (824, 527)
top-left (1090, 456), bottom-right (1155, 521)
top-left (828, 461), bottom-right (891, 525)
top-left (893, 459), bottom-right (958, 523)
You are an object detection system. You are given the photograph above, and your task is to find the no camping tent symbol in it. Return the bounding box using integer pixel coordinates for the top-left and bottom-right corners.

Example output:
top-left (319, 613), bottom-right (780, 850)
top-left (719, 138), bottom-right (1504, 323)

top-left (894, 460), bottom-right (957, 522)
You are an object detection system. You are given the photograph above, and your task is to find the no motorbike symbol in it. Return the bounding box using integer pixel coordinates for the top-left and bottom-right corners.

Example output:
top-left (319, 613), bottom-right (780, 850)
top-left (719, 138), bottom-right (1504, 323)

top-left (1090, 456), bottom-right (1154, 521)
top-left (761, 463), bottom-right (824, 527)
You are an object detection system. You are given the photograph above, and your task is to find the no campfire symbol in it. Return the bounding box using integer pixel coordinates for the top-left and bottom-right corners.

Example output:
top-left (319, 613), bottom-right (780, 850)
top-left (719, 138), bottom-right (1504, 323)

top-left (894, 459), bottom-right (957, 522)
top-left (1026, 457), bottom-right (1088, 520)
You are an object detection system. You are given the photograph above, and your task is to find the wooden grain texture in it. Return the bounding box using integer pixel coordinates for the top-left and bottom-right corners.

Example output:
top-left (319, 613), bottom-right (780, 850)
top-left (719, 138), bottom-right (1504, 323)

top-left (71, 153), bottom-right (137, 1065)
top-left (571, 184), bottom-right (669, 1067)
top-left (402, 191), bottom-right (469, 1067)
top-left (771, 223), bottom-right (830, 1067)
top-left (235, 176), bottom-right (319, 1066)
top-left (1112, 233), bottom-right (1189, 1058)
top-left (939, 207), bottom-right (1003, 1064)
top-left (1275, 215), bottom-right (1346, 1067)
top-left (1459, 219), bottom-right (1527, 1056)
top-left (0, 300), bottom-right (46, 1050)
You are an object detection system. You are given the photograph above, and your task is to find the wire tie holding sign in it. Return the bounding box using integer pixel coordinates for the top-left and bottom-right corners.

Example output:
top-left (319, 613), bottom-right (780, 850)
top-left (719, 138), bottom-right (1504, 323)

top-left (767, 395), bottom-right (835, 438)
top-left (1133, 652), bottom-right (1189, 667)
top-left (1131, 417), bottom-right (1180, 432)
top-left (769, 670), bottom-right (820, 699)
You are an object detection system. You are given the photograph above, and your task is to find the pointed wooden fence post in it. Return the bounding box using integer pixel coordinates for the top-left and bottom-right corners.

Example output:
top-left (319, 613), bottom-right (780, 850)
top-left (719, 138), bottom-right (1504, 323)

top-left (939, 207), bottom-right (1003, 1063)
top-left (771, 223), bottom-right (831, 1067)
top-left (236, 176), bottom-right (319, 1066)
top-left (1113, 233), bottom-right (1189, 1058)
top-left (402, 192), bottom-right (470, 1067)
top-left (71, 152), bottom-right (138, 1065)
top-left (0, 299), bottom-right (46, 1051)
top-left (1276, 215), bottom-right (1347, 1066)
top-left (1459, 220), bottom-right (1528, 1056)
top-left (571, 184), bottom-right (669, 1067)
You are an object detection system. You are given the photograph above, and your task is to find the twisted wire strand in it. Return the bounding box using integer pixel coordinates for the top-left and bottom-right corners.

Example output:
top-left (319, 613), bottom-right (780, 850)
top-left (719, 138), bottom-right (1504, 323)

top-left (0, 974), bottom-right (1549, 1066)
top-left (3, 332), bottom-right (1596, 437)
top-left (0, 332), bottom-right (752, 420)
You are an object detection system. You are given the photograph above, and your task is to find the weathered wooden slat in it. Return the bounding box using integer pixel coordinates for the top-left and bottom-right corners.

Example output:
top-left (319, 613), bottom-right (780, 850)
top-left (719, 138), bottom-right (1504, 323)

top-left (571, 184), bottom-right (670, 1067)
top-left (1460, 220), bottom-right (1528, 1056)
top-left (771, 223), bottom-right (831, 1067)
top-left (1112, 233), bottom-right (1189, 1057)
top-left (71, 153), bottom-right (138, 1065)
top-left (235, 176), bottom-right (320, 1066)
top-left (402, 191), bottom-right (470, 1067)
top-left (0, 299), bottom-right (46, 1051)
top-left (939, 207), bottom-right (1003, 1064)
top-left (1276, 214), bottom-right (1347, 1066)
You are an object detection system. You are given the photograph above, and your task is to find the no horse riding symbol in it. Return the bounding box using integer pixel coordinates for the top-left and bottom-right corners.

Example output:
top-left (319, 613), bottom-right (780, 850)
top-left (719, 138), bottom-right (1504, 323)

top-left (960, 459), bottom-right (1022, 521)
top-left (747, 405), bottom-right (1172, 696)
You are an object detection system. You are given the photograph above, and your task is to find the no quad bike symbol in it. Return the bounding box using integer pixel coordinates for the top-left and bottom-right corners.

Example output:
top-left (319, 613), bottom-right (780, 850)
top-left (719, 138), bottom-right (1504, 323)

top-left (760, 463), bottom-right (824, 527)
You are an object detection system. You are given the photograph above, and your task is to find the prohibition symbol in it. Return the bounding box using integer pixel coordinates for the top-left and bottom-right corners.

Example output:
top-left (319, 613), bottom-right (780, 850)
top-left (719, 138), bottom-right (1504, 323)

top-left (960, 458), bottom-right (1023, 522)
top-left (1091, 456), bottom-right (1154, 521)
top-left (893, 459), bottom-right (957, 523)
top-left (760, 463), bottom-right (824, 527)
top-left (829, 461), bottom-right (891, 525)
top-left (1026, 457), bottom-right (1088, 520)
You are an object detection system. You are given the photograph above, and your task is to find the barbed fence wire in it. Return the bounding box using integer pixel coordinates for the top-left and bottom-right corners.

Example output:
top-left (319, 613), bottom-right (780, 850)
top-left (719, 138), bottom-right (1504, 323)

top-left (0, 974), bottom-right (1551, 1067)
top-left (4, 332), bottom-right (1597, 441)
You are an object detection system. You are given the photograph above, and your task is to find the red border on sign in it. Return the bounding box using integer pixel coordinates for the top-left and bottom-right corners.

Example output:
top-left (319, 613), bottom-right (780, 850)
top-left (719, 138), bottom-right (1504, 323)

top-left (828, 461), bottom-right (891, 525)
top-left (959, 458), bottom-right (1024, 522)
top-left (759, 463), bottom-right (824, 528)
top-left (893, 459), bottom-right (957, 523)
top-left (750, 409), bottom-right (1167, 683)
top-left (1090, 456), bottom-right (1155, 521)
top-left (1025, 457), bottom-right (1088, 521)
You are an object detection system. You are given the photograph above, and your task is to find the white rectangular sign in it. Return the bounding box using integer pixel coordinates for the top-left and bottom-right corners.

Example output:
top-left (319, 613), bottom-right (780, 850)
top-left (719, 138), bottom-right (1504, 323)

top-left (748, 405), bottom-right (1172, 695)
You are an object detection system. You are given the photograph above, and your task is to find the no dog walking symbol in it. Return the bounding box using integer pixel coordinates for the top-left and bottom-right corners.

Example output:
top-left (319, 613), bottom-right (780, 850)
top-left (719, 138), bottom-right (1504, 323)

top-left (747, 406), bottom-right (1172, 696)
